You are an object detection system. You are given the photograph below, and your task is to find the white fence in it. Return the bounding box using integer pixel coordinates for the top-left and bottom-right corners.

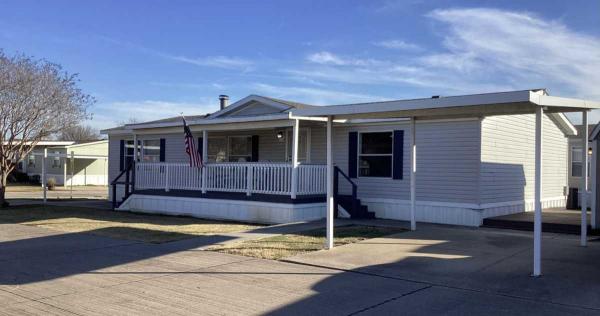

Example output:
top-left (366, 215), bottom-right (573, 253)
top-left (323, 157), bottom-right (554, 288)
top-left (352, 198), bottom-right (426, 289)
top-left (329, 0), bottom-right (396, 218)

top-left (135, 162), bottom-right (326, 196)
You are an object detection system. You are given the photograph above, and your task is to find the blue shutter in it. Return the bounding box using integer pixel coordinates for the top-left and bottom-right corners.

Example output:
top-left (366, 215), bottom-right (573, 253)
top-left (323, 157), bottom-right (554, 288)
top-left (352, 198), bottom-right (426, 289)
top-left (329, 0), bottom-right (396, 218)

top-left (159, 139), bottom-right (166, 162)
top-left (348, 132), bottom-right (358, 178)
top-left (393, 130), bottom-right (404, 180)
top-left (198, 137), bottom-right (203, 157)
top-left (119, 140), bottom-right (125, 171)
top-left (251, 135), bottom-right (259, 162)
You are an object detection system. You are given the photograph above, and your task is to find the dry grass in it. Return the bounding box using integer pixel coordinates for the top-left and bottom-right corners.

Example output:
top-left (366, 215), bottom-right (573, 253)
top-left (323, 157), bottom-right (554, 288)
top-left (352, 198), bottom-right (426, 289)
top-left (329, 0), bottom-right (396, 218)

top-left (0, 204), bottom-right (264, 243)
top-left (209, 225), bottom-right (406, 260)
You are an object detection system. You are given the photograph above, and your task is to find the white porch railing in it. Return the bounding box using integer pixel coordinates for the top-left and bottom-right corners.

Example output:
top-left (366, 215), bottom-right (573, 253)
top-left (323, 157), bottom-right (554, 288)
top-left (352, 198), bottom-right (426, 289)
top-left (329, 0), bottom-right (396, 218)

top-left (135, 162), bottom-right (326, 196)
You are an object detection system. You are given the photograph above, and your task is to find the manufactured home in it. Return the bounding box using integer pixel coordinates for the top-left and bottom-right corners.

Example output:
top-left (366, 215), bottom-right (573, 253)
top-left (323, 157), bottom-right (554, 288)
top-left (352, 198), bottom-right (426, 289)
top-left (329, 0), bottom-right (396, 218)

top-left (15, 140), bottom-right (109, 186)
top-left (102, 90), bottom-right (599, 228)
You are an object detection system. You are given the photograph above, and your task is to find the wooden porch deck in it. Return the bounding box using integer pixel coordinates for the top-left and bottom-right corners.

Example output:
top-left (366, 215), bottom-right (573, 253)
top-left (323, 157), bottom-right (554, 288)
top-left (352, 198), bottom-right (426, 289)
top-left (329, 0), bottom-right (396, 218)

top-left (482, 208), bottom-right (600, 235)
top-left (133, 189), bottom-right (326, 204)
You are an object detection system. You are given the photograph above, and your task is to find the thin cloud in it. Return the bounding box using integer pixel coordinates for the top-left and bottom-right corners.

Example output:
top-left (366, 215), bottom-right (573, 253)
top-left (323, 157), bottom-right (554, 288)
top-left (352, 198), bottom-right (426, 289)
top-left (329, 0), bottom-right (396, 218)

top-left (373, 39), bottom-right (421, 51)
top-left (167, 55), bottom-right (254, 70)
top-left (306, 51), bottom-right (384, 67)
top-left (427, 8), bottom-right (600, 98)
top-left (99, 36), bottom-right (254, 71)
top-left (287, 8), bottom-right (600, 98)
top-left (90, 99), bottom-right (217, 130)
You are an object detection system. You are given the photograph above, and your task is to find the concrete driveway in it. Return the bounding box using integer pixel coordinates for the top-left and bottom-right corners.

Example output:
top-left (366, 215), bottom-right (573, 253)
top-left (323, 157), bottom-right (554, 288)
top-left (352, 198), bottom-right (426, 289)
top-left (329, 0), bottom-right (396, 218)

top-left (1, 222), bottom-right (599, 315)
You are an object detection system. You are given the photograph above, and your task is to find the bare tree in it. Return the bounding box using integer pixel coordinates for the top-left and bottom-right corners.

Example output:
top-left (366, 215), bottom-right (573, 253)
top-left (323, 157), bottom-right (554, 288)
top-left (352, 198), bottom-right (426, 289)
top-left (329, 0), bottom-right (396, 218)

top-left (117, 117), bottom-right (140, 126)
top-left (58, 124), bottom-right (101, 142)
top-left (0, 52), bottom-right (93, 207)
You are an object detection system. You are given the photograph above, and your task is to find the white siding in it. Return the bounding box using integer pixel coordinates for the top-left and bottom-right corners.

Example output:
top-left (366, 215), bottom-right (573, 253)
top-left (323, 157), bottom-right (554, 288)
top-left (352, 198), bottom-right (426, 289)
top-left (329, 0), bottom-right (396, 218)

top-left (480, 114), bottom-right (568, 205)
top-left (328, 119), bottom-right (481, 204)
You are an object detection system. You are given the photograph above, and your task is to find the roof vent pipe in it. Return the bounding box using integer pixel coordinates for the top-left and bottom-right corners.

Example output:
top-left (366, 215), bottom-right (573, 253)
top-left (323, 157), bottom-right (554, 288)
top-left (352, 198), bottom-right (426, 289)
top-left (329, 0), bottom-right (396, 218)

top-left (219, 95), bottom-right (229, 110)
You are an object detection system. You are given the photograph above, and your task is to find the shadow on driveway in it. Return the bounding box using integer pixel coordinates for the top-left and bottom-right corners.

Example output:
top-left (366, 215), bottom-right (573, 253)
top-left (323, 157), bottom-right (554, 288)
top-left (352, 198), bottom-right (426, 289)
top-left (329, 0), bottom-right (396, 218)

top-left (0, 226), bottom-right (236, 285)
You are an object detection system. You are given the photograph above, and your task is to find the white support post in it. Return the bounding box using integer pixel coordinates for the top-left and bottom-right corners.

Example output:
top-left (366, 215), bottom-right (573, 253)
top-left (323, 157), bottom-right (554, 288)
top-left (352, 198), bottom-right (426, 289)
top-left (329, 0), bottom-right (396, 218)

top-left (133, 134), bottom-right (138, 162)
top-left (165, 164), bottom-right (170, 192)
top-left (42, 148), bottom-right (47, 203)
top-left (410, 118), bottom-right (417, 231)
top-left (201, 130), bottom-right (208, 194)
top-left (291, 119), bottom-right (300, 199)
top-left (246, 165), bottom-right (253, 196)
top-left (533, 106), bottom-right (543, 277)
top-left (581, 111), bottom-right (588, 246)
top-left (70, 151), bottom-right (74, 199)
top-left (326, 116), bottom-right (334, 250)
top-left (592, 140), bottom-right (597, 229)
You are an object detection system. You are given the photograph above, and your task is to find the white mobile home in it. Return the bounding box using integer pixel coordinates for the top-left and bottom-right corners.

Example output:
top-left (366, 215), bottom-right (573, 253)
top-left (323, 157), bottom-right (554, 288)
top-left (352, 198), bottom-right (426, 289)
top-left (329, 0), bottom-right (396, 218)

top-left (102, 90), bottom-right (598, 228)
top-left (15, 140), bottom-right (109, 186)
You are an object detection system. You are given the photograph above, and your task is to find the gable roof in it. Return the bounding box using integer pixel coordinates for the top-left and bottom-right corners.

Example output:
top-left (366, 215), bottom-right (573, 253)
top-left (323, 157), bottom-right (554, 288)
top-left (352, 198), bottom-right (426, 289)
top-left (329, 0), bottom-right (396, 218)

top-left (208, 95), bottom-right (314, 119)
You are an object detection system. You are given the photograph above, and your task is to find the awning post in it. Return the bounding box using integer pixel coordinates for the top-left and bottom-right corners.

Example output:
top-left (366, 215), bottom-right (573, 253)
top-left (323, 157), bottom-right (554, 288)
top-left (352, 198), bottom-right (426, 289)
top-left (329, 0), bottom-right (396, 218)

top-left (410, 117), bottom-right (417, 231)
top-left (70, 151), bottom-right (74, 199)
top-left (581, 111), bottom-right (588, 246)
top-left (42, 148), bottom-right (47, 203)
top-left (533, 106), bottom-right (543, 277)
top-left (326, 116), bottom-right (334, 249)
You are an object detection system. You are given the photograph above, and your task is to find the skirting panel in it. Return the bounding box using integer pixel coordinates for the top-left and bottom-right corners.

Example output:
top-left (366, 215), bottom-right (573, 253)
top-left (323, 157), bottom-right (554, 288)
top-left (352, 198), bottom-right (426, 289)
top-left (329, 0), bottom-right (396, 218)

top-left (481, 196), bottom-right (567, 218)
top-left (362, 199), bottom-right (482, 227)
top-left (120, 194), bottom-right (326, 224)
top-left (363, 196), bottom-right (567, 227)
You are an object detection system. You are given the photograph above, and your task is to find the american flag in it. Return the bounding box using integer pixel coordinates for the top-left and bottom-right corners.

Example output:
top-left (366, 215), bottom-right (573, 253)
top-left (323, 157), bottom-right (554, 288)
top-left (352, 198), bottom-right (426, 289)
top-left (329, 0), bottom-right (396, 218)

top-left (183, 117), bottom-right (203, 167)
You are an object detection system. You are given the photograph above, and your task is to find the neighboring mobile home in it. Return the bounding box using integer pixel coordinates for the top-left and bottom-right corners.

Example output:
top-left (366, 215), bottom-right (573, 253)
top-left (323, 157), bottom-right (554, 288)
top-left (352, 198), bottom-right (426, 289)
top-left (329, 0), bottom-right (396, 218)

top-left (102, 90), bottom-right (594, 227)
top-left (16, 140), bottom-right (109, 186)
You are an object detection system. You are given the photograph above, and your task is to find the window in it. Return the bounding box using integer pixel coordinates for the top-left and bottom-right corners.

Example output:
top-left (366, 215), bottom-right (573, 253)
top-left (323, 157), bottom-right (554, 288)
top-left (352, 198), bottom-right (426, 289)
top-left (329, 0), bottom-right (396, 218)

top-left (208, 137), bottom-right (227, 162)
top-left (142, 140), bottom-right (160, 162)
top-left (124, 140), bottom-right (136, 167)
top-left (52, 151), bottom-right (61, 168)
top-left (286, 129), bottom-right (310, 162)
top-left (228, 136), bottom-right (252, 162)
top-left (571, 146), bottom-right (591, 177)
top-left (28, 154), bottom-right (35, 167)
top-left (359, 132), bottom-right (393, 177)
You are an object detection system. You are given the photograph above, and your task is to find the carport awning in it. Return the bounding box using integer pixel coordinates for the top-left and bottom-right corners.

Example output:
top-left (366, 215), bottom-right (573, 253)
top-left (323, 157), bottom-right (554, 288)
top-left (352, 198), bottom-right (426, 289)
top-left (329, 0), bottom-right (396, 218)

top-left (30, 152), bottom-right (107, 160)
top-left (293, 89), bottom-right (600, 120)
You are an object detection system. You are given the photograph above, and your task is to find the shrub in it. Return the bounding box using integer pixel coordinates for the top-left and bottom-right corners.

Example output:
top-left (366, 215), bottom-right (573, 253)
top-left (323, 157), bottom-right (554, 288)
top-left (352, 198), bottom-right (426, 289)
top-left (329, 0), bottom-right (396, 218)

top-left (8, 171), bottom-right (30, 183)
top-left (46, 177), bottom-right (57, 190)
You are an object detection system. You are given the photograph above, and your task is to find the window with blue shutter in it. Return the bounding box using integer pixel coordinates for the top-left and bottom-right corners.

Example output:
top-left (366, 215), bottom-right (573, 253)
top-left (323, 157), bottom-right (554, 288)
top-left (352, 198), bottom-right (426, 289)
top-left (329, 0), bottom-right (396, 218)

top-left (159, 139), bottom-right (166, 162)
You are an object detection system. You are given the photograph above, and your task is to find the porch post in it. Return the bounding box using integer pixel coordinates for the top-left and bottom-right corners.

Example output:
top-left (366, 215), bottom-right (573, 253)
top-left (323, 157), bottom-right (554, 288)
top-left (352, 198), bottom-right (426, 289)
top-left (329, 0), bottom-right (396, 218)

top-left (42, 148), bottom-right (47, 203)
top-left (326, 116), bottom-right (334, 249)
top-left (410, 117), bottom-right (417, 231)
top-left (581, 111), bottom-right (588, 246)
top-left (291, 119), bottom-right (299, 199)
top-left (533, 106), bottom-right (543, 277)
top-left (133, 134), bottom-right (138, 162)
top-left (202, 130), bottom-right (208, 194)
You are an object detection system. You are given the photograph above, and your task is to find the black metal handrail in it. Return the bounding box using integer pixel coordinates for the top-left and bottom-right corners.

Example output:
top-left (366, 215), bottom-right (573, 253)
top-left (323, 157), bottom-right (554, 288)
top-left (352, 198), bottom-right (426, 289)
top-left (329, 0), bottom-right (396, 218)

top-left (333, 166), bottom-right (358, 217)
top-left (111, 161), bottom-right (135, 209)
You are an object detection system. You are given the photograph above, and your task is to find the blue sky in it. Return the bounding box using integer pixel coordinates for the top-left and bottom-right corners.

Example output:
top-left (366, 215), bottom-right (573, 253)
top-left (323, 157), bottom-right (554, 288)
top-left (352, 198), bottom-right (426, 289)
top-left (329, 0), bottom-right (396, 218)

top-left (1, 0), bottom-right (599, 129)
